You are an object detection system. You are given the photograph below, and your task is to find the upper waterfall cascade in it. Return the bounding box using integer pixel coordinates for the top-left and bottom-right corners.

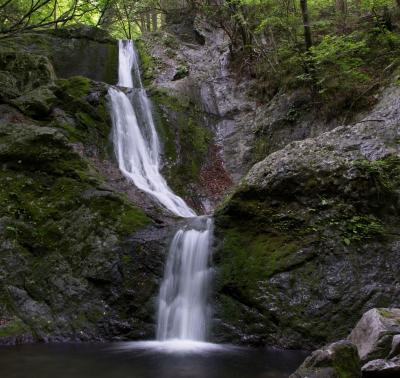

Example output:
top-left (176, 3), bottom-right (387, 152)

top-left (108, 40), bottom-right (195, 218)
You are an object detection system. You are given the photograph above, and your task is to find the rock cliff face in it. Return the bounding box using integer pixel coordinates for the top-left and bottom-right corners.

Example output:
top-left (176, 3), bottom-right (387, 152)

top-left (136, 13), bottom-right (256, 212)
top-left (0, 25), bottom-right (118, 84)
top-left (213, 85), bottom-right (400, 348)
top-left (0, 27), bottom-right (175, 344)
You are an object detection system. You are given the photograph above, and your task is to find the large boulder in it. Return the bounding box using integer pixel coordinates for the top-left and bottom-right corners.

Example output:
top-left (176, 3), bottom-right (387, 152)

top-left (289, 340), bottom-right (361, 378)
top-left (348, 308), bottom-right (400, 363)
top-left (213, 85), bottom-right (400, 348)
top-left (0, 49), bottom-right (56, 100)
top-left (11, 85), bottom-right (58, 118)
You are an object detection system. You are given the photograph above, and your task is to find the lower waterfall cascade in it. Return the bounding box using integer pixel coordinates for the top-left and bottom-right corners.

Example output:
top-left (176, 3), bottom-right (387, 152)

top-left (156, 217), bottom-right (213, 342)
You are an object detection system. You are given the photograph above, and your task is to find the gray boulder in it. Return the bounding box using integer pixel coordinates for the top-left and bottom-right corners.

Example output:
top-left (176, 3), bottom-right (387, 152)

top-left (348, 308), bottom-right (400, 363)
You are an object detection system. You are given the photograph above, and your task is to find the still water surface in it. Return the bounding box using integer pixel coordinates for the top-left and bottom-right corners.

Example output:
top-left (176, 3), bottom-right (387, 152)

top-left (0, 342), bottom-right (307, 378)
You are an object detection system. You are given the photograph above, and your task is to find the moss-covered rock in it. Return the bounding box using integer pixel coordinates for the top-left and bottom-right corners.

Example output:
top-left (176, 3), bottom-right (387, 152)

top-left (290, 341), bottom-right (361, 378)
top-left (12, 86), bottom-right (58, 118)
top-left (149, 86), bottom-right (213, 211)
top-left (213, 86), bottom-right (400, 348)
top-left (0, 45), bottom-right (169, 344)
top-left (136, 30), bottom-right (234, 213)
top-left (349, 308), bottom-right (400, 363)
top-left (0, 49), bottom-right (55, 97)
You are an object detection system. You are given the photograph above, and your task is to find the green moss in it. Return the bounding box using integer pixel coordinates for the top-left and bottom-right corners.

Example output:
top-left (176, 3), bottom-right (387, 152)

top-left (148, 87), bottom-right (212, 198)
top-left (342, 215), bottom-right (385, 245)
top-left (354, 156), bottom-right (400, 193)
top-left (135, 39), bottom-right (155, 86)
top-left (330, 345), bottom-right (361, 378)
top-left (173, 65), bottom-right (189, 80)
top-left (104, 43), bottom-right (118, 84)
top-left (57, 76), bottom-right (90, 98)
top-left (87, 194), bottom-right (150, 236)
top-left (0, 318), bottom-right (29, 337)
top-left (52, 77), bottom-right (112, 159)
top-left (218, 225), bottom-right (304, 296)
top-left (119, 207), bottom-right (150, 235)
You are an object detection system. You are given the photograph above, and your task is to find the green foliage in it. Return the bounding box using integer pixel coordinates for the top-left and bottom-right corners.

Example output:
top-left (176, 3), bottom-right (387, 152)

top-left (199, 0), bottom-right (400, 119)
top-left (0, 318), bottom-right (29, 337)
top-left (342, 215), bottom-right (385, 245)
top-left (307, 34), bottom-right (370, 92)
top-left (173, 64), bottom-right (189, 80)
top-left (355, 156), bottom-right (400, 192)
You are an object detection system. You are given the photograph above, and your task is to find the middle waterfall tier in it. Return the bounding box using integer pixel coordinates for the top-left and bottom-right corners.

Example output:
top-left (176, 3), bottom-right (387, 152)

top-left (108, 39), bottom-right (195, 218)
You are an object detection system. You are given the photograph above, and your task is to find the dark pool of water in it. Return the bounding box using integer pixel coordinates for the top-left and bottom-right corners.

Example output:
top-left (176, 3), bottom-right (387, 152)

top-left (0, 341), bottom-right (307, 378)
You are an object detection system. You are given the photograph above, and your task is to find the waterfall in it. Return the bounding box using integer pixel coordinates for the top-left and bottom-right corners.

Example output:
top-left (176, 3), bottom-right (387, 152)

top-left (157, 217), bottom-right (213, 342)
top-left (109, 40), bottom-right (214, 347)
top-left (108, 40), bottom-right (195, 218)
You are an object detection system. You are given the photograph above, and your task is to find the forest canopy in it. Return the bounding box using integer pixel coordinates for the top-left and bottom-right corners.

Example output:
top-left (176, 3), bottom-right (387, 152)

top-left (1, 0), bottom-right (400, 117)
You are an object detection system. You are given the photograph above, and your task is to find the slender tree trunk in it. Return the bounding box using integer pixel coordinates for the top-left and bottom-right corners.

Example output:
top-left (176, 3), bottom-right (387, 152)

top-left (140, 14), bottom-right (145, 32)
top-left (54, 0), bottom-right (57, 29)
top-left (335, 0), bottom-right (347, 14)
top-left (160, 12), bottom-right (166, 28)
top-left (146, 12), bottom-right (151, 32)
top-left (335, 0), bottom-right (347, 30)
top-left (152, 12), bottom-right (158, 31)
top-left (354, 0), bottom-right (362, 16)
top-left (300, 0), bottom-right (312, 50)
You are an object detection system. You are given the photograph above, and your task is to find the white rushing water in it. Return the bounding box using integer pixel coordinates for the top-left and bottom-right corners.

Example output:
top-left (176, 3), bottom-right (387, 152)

top-left (109, 41), bottom-right (214, 350)
top-left (109, 40), bottom-right (195, 218)
top-left (157, 217), bottom-right (213, 342)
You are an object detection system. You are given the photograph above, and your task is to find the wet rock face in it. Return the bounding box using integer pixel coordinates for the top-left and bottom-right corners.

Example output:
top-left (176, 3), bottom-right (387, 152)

top-left (213, 86), bottom-right (400, 348)
top-left (289, 340), bottom-right (361, 378)
top-left (137, 15), bottom-right (254, 211)
top-left (0, 25), bottom-right (118, 84)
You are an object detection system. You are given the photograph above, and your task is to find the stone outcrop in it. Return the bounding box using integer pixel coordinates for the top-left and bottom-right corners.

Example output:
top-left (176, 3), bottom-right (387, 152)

top-left (213, 84), bottom-right (400, 348)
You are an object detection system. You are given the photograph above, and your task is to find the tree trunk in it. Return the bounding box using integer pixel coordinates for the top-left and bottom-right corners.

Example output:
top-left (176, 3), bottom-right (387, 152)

top-left (335, 0), bottom-right (347, 14)
top-left (146, 12), bottom-right (151, 32)
top-left (54, 0), bottom-right (57, 29)
top-left (354, 0), bottom-right (362, 16)
top-left (300, 0), bottom-right (312, 50)
top-left (152, 12), bottom-right (158, 31)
